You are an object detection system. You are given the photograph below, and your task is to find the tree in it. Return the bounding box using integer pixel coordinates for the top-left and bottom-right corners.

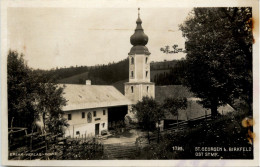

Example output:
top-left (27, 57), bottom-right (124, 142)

top-left (133, 96), bottom-right (164, 144)
top-left (34, 82), bottom-right (68, 135)
top-left (8, 50), bottom-right (68, 134)
top-left (179, 8), bottom-right (253, 116)
top-left (162, 97), bottom-right (187, 128)
top-left (8, 51), bottom-right (38, 130)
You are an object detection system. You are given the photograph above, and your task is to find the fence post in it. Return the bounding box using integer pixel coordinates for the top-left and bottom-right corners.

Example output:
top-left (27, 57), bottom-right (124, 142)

top-left (73, 125), bottom-right (74, 138)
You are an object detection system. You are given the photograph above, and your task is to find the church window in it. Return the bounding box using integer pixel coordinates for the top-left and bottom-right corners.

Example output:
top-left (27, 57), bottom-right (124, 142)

top-left (147, 86), bottom-right (149, 92)
top-left (146, 57), bottom-right (148, 64)
top-left (131, 57), bottom-right (134, 64)
top-left (131, 71), bottom-right (134, 78)
top-left (146, 71), bottom-right (148, 77)
top-left (68, 114), bottom-right (72, 120)
top-left (131, 86), bottom-right (134, 93)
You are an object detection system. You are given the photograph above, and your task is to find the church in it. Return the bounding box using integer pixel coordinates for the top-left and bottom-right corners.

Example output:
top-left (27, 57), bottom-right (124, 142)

top-left (62, 9), bottom-right (234, 137)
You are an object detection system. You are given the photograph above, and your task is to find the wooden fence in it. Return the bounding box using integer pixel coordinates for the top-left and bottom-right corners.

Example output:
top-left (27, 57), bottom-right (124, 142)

top-left (9, 128), bottom-right (104, 160)
top-left (149, 114), bottom-right (212, 142)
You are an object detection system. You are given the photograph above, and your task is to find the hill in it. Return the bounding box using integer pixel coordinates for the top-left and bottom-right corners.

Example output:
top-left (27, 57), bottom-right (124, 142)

top-left (40, 59), bottom-right (186, 86)
top-left (58, 71), bottom-right (89, 84)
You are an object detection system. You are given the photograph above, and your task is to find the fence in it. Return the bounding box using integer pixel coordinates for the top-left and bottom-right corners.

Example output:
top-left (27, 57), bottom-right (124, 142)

top-left (8, 128), bottom-right (104, 160)
top-left (148, 114), bottom-right (212, 143)
top-left (164, 114), bottom-right (212, 133)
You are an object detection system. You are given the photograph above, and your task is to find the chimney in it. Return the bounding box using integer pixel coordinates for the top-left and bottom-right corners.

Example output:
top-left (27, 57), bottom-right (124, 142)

top-left (86, 80), bottom-right (91, 85)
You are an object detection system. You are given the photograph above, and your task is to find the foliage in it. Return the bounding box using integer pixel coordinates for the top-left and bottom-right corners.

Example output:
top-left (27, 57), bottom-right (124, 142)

top-left (39, 58), bottom-right (129, 85)
top-left (34, 83), bottom-right (68, 135)
top-left (137, 111), bottom-right (253, 159)
top-left (8, 51), bottom-right (38, 130)
top-left (87, 59), bottom-right (129, 85)
top-left (162, 97), bottom-right (187, 116)
top-left (179, 7), bottom-right (253, 115)
top-left (133, 96), bottom-right (164, 143)
top-left (153, 60), bottom-right (187, 85)
top-left (133, 96), bottom-right (164, 130)
top-left (34, 66), bottom-right (90, 82)
top-left (8, 50), bottom-right (68, 134)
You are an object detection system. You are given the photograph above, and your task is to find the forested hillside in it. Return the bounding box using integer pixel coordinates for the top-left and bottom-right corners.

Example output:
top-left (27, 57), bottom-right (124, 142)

top-left (36, 58), bottom-right (186, 86)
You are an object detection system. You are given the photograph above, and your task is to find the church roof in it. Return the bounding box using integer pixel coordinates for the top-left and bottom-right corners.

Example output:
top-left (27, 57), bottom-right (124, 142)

top-left (59, 84), bottom-right (133, 111)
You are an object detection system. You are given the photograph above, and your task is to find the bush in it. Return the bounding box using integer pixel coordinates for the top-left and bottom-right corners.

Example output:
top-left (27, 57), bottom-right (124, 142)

top-left (137, 110), bottom-right (253, 159)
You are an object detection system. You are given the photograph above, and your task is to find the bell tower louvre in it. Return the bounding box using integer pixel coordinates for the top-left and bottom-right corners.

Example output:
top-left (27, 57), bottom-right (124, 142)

top-left (124, 8), bottom-right (155, 104)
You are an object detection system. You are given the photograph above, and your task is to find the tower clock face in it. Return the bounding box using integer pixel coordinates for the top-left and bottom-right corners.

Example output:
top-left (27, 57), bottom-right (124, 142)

top-left (87, 112), bottom-right (92, 123)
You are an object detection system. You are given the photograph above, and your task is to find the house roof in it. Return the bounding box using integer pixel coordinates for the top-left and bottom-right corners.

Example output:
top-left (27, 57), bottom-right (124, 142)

top-left (165, 100), bottom-right (235, 121)
top-left (59, 84), bottom-right (133, 111)
top-left (155, 85), bottom-right (194, 104)
top-left (155, 85), bottom-right (235, 120)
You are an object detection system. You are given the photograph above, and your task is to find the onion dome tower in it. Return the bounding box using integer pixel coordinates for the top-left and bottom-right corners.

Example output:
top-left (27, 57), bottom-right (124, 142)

top-left (129, 8), bottom-right (150, 55)
top-left (124, 8), bottom-right (155, 105)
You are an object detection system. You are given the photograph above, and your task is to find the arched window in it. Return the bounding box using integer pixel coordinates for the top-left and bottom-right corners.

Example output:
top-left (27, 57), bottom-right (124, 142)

top-left (145, 57), bottom-right (148, 64)
top-left (147, 86), bottom-right (149, 92)
top-left (87, 112), bottom-right (92, 123)
top-left (131, 71), bottom-right (134, 78)
top-left (131, 86), bottom-right (134, 93)
top-left (131, 57), bottom-right (134, 64)
top-left (146, 71), bottom-right (148, 77)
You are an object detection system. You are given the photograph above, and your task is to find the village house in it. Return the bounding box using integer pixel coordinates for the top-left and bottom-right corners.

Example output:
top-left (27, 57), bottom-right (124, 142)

top-left (60, 81), bottom-right (133, 138)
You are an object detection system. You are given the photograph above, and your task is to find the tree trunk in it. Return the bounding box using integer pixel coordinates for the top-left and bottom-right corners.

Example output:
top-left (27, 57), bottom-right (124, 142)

top-left (43, 112), bottom-right (46, 134)
top-left (247, 98), bottom-right (252, 115)
top-left (157, 121), bottom-right (160, 143)
top-left (147, 131), bottom-right (150, 144)
top-left (211, 104), bottom-right (218, 117)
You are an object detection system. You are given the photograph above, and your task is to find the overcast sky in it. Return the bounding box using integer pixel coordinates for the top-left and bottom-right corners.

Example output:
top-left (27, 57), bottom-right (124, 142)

top-left (8, 8), bottom-right (192, 70)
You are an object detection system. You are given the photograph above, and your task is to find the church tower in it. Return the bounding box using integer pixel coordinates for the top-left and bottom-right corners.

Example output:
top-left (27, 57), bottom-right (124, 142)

top-left (125, 8), bottom-right (155, 104)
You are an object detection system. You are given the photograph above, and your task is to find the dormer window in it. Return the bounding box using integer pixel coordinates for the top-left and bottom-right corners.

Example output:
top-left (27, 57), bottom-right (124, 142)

top-left (131, 57), bottom-right (134, 65)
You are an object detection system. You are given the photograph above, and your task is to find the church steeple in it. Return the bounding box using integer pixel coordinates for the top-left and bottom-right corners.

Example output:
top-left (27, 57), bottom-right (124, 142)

top-left (124, 8), bottom-right (155, 104)
top-left (129, 8), bottom-right (150, 55)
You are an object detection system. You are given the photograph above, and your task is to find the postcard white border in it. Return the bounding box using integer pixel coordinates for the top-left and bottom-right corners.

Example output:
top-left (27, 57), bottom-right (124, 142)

top-left (1, 0), bottom-right (259, 166)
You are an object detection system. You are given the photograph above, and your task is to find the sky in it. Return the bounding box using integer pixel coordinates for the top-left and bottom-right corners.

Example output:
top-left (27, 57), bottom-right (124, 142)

top-left (7, 8), bottom-right (193, 70)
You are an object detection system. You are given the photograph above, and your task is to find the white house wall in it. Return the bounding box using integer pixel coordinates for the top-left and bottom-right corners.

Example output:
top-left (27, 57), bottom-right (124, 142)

top-left (63, 108), bottom-right (108, 138)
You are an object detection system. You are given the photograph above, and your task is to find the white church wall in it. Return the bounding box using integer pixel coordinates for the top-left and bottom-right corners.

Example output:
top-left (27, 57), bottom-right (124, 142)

top-left (125, 83), bottom-right (155, 103)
